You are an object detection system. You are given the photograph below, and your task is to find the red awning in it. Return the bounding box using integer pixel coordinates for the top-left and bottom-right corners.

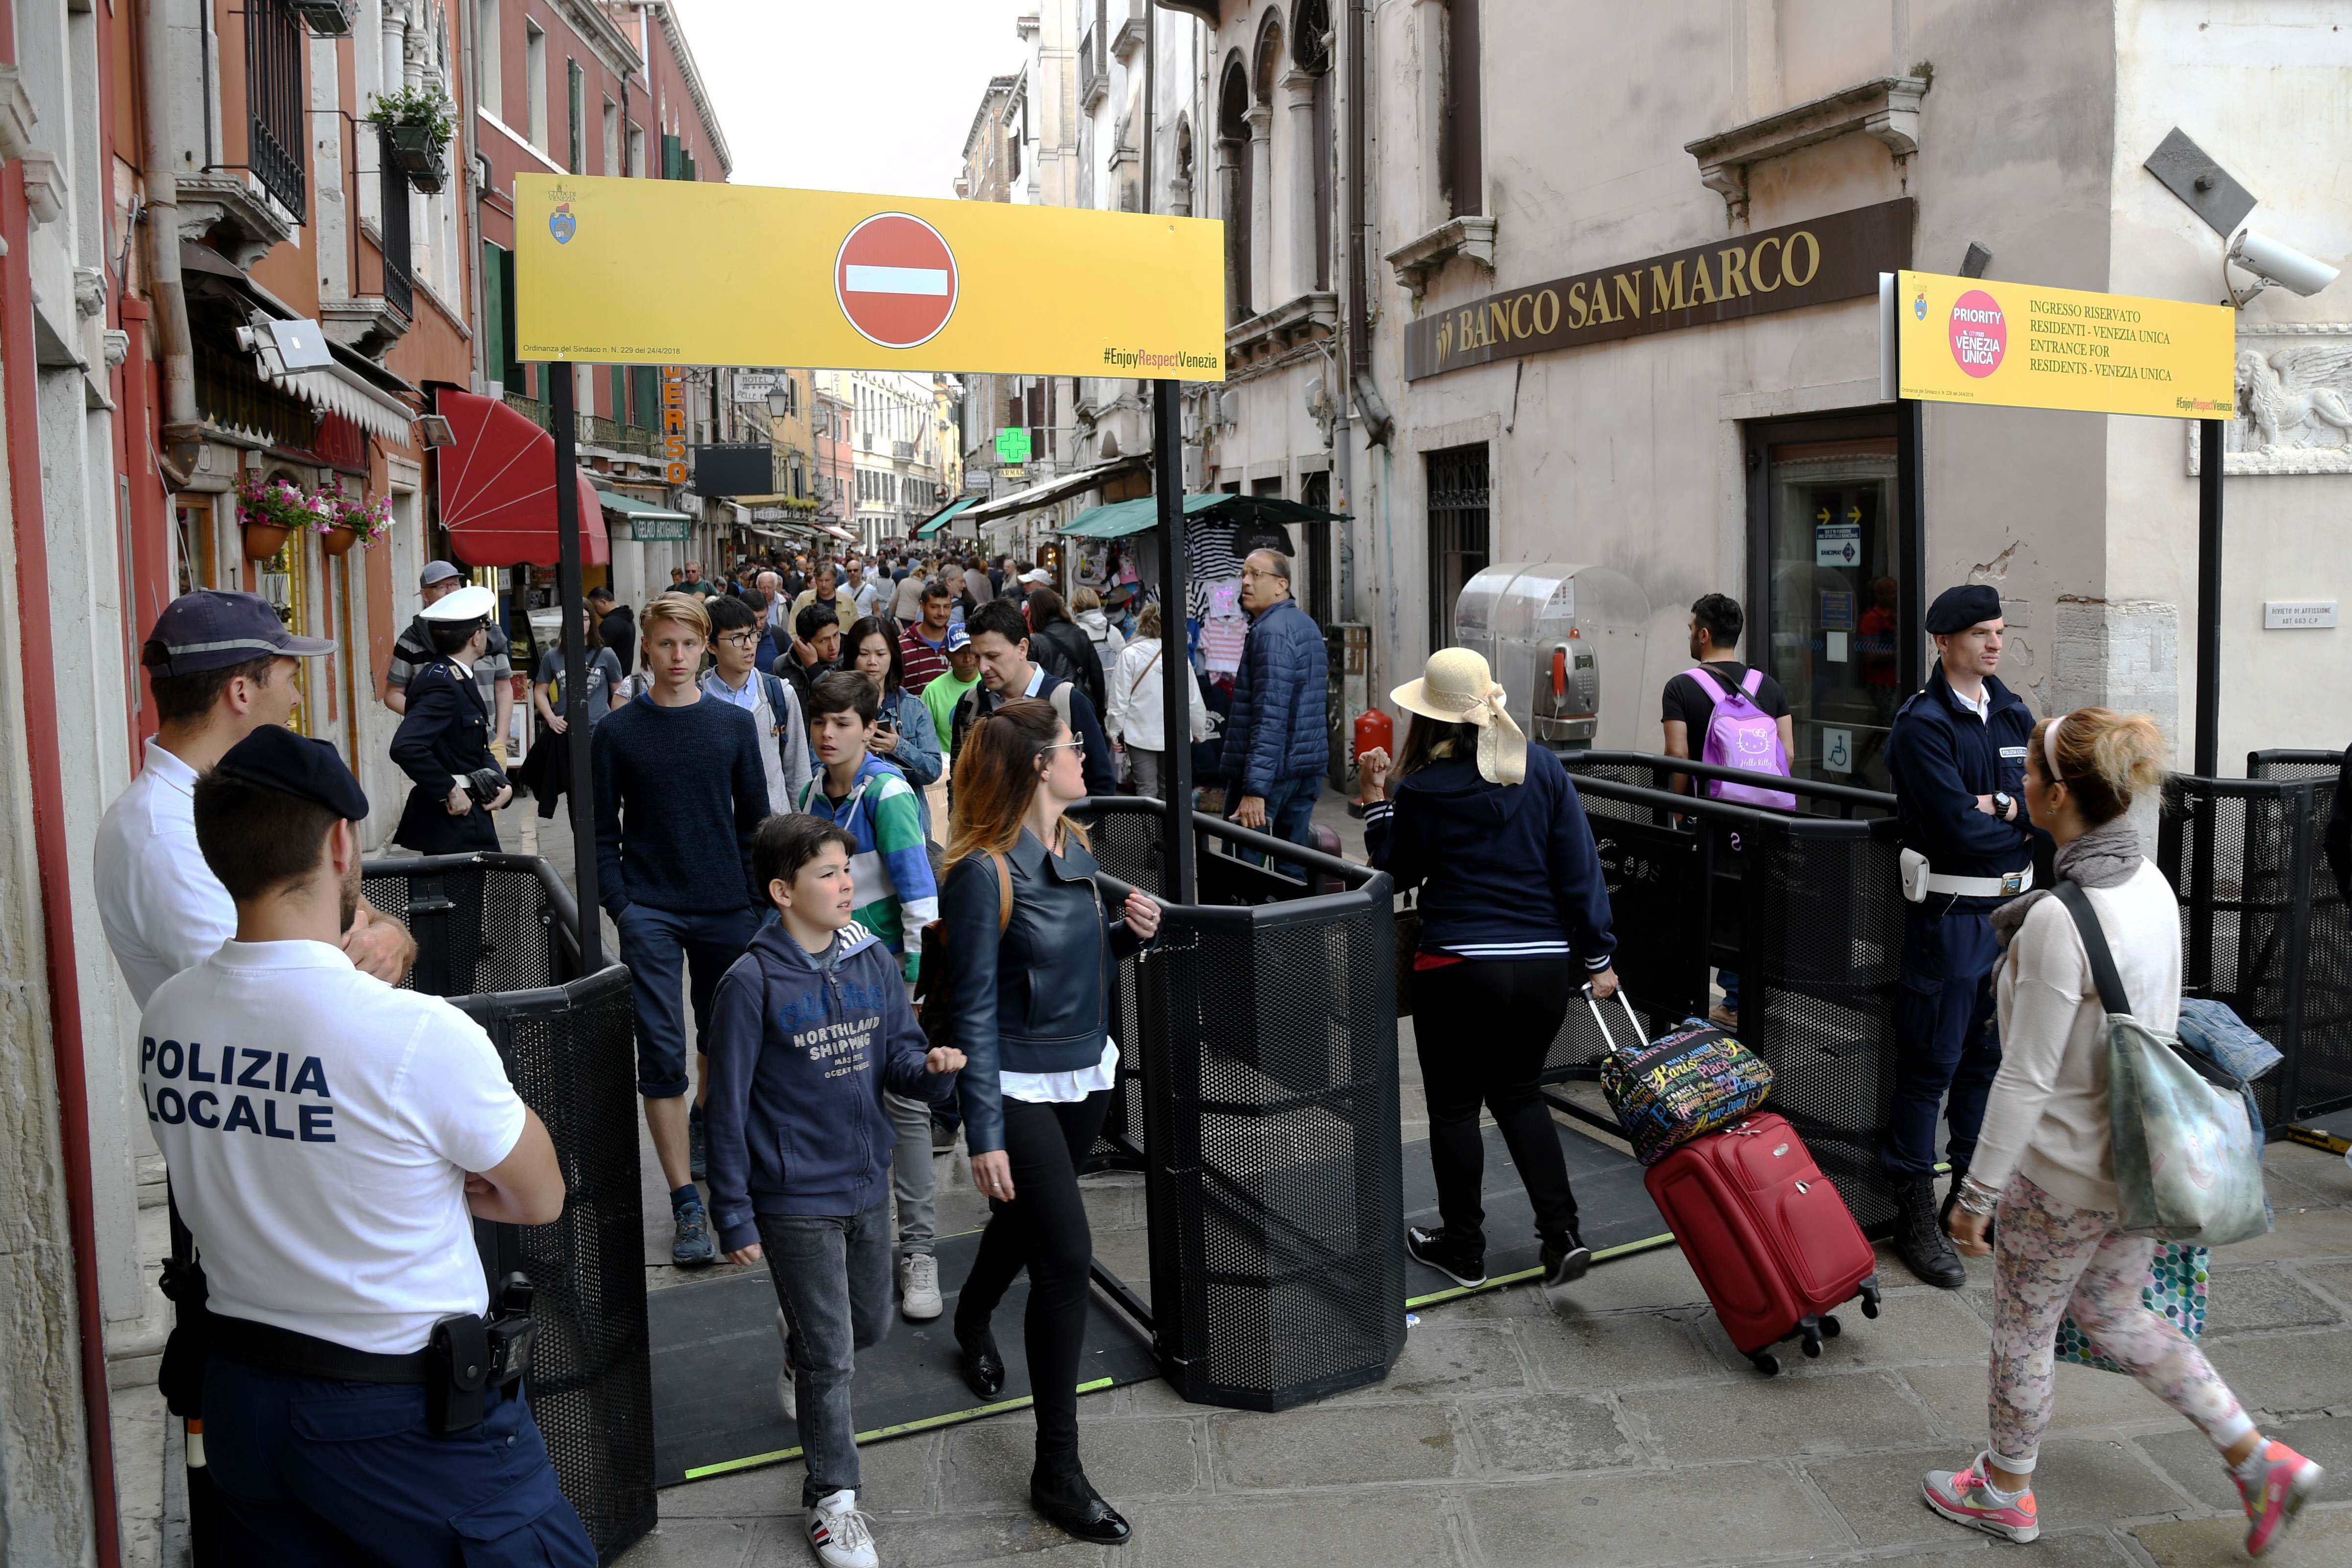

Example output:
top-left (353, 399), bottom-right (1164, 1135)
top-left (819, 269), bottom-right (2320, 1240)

top-left (434, 388), bottom-right (609, 567)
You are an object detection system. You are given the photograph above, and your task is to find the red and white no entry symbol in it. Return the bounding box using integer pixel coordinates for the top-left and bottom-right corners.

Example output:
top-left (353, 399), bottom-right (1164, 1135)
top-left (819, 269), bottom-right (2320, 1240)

top-left (835, 214), bottom-right (959, 350)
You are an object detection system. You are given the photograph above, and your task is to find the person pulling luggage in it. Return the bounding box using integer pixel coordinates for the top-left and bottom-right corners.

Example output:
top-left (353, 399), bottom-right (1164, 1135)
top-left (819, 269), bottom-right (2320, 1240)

top-left (1359, 647), bottom-right (1618, 1291)
top-left (1880, 584), bottom-right (2035, 1288)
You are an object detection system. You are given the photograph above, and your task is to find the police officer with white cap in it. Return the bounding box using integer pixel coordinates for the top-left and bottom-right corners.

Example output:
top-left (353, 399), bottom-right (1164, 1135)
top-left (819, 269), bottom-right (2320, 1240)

top-left (391, 583), bottom-right (512, 856)
top-left (1881, 583), bottom-right (2037, 1288)
top-left (143, 723), bottom-right (594, 1563)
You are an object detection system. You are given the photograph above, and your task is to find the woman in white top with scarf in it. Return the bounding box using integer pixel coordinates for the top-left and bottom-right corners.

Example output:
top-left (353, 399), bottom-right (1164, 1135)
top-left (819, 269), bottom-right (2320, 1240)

top-left (1921, 707), bottom-right (2324, 1558)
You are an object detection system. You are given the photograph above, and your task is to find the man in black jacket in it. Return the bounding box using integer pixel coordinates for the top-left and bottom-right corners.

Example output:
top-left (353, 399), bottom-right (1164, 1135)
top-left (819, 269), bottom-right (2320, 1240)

top-left (591, 585), bottom-right (634, 675)
top-left (1024, 588), bottom-right (1105, 718)
top-left (951, 600), bottom-right (1116, 798)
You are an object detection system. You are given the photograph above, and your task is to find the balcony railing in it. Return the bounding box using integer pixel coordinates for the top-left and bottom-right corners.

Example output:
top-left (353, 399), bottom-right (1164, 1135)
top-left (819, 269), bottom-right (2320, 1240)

top-left (248, 0), bottom-right (308, 219)
top-left (377, 129), bottom-right (413, 323)
top-left (503, 390), bottom-right (550, 430)
top-left (583, 414), bottom-right (663, 458)
top-left (891, 440), bottom-right (915, 462)
top-left (1078, 21), bottom-right (1107, 108)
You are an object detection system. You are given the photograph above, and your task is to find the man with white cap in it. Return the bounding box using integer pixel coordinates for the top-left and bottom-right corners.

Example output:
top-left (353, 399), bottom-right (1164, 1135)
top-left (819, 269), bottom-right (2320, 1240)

top-left (389, 584), bottom-right (512, 858)
top-left (384, 562), bottom-right (514, 758)
top-left (98, 589), bottom-right (415, 1007)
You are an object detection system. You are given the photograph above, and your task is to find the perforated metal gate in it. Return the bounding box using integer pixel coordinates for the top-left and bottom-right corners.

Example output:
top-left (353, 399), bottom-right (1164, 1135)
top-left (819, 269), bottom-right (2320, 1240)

top-left (1557, 757), bottom-right (1908, 1234)
top-left (1073, 801), bottom-right (1405, 1409)
top-left (2248, 752), bottom-right (2352, 1123)
top-left (362, 854), bottom-right (656, 1564)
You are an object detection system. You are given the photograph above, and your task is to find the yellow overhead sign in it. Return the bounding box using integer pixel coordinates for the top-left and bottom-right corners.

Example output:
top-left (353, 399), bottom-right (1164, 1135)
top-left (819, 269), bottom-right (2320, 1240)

top-left (1894, 269), bottom-right (2234, 420)
top-left (514, 176), bottom-right (1228, 381)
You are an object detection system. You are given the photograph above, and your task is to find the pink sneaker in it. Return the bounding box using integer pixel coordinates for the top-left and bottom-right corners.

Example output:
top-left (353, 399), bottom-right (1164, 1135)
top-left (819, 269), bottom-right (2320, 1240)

top-left (2235, 1440), bottom-right (2324, 1559)
top-left (1922, 1455), bottom-right (2040, 1543)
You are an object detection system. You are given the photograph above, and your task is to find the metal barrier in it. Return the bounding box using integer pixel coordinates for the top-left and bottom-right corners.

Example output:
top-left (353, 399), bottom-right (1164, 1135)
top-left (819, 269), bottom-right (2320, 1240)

top-left (2227, 754), bottom-right (2352, 1126)
top-left (1073, 800), bottom-right (1406, 1411)
top-left (1557, 756), bottom-right (1910, 1235)
top-left (362, 854), bottom-right (656, 1565)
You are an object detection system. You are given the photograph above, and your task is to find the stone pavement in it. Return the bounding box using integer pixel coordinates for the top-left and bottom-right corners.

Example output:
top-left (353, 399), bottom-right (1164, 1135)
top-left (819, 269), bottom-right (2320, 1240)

top-left (495, 794), bottom-right (2352, 1568)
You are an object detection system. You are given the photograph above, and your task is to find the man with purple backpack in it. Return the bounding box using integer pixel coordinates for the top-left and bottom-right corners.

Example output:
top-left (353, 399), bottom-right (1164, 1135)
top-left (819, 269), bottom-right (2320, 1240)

top-left (1660, 594), bottom-right (1796, 1031)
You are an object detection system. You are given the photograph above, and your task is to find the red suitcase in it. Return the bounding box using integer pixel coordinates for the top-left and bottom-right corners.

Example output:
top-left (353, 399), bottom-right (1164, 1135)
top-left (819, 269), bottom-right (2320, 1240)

top-left (1586, 994), bottom-right (1881, 1375)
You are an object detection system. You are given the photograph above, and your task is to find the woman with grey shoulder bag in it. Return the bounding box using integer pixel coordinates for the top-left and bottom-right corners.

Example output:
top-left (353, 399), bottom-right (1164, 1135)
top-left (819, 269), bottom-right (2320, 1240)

top-left (1918, 707), bottom-right (2323, 1557)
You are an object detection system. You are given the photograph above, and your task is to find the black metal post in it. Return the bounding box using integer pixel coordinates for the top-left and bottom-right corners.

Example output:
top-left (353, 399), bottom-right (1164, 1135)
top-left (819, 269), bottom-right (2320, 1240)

top-left (2195, 416), bottom-right (2225, 778)
top-left (1152, 380), bottom-right (1195, 903)
top-left (1895, 397), bottom-right (1926, 695)
top-left (547, 363), bottom-right (602, 970)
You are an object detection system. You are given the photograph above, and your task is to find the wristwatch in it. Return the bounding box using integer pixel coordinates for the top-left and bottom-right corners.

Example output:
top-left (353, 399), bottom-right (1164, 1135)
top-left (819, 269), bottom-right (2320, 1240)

top-left (1993, 790), bottom-right (2015, 821)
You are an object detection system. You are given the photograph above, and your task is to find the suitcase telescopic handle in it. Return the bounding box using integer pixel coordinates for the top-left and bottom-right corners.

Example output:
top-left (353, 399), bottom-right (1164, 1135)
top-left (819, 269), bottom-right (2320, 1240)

top-left (1580, 982), bottom-right (1644, 1058)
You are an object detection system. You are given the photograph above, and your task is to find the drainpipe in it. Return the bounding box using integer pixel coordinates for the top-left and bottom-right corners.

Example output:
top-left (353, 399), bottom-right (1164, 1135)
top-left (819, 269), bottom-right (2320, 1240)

top-left (141, 0), bottom-right (200, 487)
top-left (1345, 0), bottom-right (1391, 449)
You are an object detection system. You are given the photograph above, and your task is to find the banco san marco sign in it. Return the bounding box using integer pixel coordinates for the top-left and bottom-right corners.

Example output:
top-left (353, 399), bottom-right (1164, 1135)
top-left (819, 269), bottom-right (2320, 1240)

top-left (1404, 199), bottom-right (1913, 381)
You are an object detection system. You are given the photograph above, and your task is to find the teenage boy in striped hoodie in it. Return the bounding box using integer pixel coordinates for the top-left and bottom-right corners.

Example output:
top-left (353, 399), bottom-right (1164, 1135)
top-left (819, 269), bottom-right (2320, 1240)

top-left (790, 670), bottom-right (948, 1319)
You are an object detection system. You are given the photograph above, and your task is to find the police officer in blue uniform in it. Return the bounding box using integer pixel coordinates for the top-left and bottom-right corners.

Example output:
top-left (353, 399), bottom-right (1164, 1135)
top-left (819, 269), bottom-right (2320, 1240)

top-left (142, 723), bottom-right (594, 1564)
top-left (1881, 583), bottom-right (2036, 1288)
top-left (391, 583), bottom-right (512, 856)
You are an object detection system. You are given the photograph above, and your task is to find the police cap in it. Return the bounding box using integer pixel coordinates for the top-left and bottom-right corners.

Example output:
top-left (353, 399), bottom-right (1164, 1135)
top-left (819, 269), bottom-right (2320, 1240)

top-left (418, 583), bottom-right (497, 622)
top-left (1925, 584), bottom-right (2004, 636)
top-left (214, 724), bottom-right (370, 821)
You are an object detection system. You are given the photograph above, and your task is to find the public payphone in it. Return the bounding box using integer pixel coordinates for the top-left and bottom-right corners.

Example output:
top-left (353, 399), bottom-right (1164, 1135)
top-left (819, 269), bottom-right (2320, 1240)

top-left (1453, 563), bottom-right (1652, 753)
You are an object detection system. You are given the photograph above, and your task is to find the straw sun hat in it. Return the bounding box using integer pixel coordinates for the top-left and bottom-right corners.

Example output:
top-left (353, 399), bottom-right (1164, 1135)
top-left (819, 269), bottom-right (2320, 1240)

top-left (1390, 647), bottom-right (1528, 785)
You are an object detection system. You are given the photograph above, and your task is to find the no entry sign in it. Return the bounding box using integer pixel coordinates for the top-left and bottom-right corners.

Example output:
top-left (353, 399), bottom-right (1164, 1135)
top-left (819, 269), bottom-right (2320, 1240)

top-left (836, 214), bottom-right (958, 349)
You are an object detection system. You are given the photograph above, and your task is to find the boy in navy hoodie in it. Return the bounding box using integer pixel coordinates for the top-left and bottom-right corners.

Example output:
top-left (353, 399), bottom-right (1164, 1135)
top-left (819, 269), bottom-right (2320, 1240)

top-left (706, 814), bottom-right (962, 1568)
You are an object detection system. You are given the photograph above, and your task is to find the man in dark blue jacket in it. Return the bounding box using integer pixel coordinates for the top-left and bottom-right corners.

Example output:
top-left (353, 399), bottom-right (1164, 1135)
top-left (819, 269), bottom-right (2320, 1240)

top-left (1221, 550), bottom-right (1329, 874)
top-left (705, 815), bottom-right (960, 1568)
top-left (1881, 583), bottom-right (2036, 1289)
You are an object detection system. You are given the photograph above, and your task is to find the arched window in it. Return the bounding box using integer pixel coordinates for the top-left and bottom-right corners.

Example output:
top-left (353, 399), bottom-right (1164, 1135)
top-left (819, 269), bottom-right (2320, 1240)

top-left (1295, 0), bottom-right (1334, 291)
top-left (1217, 55), bottom-right (1253, 323)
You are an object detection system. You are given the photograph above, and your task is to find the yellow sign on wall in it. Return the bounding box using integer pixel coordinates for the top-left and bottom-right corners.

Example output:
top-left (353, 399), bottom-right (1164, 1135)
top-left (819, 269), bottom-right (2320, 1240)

top-left (515, 176), bottom-right (1228, 381)
top-left (1894, 270), bottom-right (2234, 420)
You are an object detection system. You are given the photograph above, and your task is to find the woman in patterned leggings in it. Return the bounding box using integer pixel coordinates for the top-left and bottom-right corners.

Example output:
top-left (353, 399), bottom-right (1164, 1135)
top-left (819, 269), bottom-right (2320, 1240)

top-left (1920, 707), bottom-right (2325, 1558)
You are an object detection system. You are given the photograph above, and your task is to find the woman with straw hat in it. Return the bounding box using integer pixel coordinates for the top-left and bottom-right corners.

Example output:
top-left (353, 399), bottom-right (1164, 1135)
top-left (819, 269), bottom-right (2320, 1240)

top-left (1359, 646), bottom-right (1620, 1291)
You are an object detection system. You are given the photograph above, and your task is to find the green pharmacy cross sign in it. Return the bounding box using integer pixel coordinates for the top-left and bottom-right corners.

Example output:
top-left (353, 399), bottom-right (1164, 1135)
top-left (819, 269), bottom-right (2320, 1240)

top-left (995, 427), bottom-right (1032, 464)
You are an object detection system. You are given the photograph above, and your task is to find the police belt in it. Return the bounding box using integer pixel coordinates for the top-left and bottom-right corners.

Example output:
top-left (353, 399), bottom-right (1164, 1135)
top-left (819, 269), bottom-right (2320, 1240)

top-left (209, 1313), bottom-right (430, 1384)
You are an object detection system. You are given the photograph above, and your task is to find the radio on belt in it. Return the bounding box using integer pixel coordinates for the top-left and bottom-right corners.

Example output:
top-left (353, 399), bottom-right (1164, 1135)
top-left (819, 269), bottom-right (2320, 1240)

top-left (1452, 563), bottom-right (1653, 751)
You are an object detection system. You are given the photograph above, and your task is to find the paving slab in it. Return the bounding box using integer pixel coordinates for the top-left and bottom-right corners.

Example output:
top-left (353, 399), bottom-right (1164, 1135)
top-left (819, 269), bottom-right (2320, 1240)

top-left (1461, 1464), bottom-right (1847, 1568)
top-left (2263, 1143), bottom-right (2352, 1206)
top-left (2135, 1416), bottom-right (2352, 1511)
top-left (614, 1517), bottom-right (767, 1568)
top-left (2202, 1263), bottom-right (2345, 1338)
top-left (1801, 1439), bottom-right (2193, 1548)
top-left (942, 1415), bottom-right (1202, 1507)
top-left (1461, 1390), bottom-right (1639, 1474)
top-left (2209, 1203), bottom-right (2352, 1264)
top-left (1618, 1370), bottom-right (1937, 1461)
top-left (1537, 1243), bottom-right (1712, 1315)
top-left (753, 1512), bottom-right (1110, 1568)
top-left (1901, 1358), bottom-right (2193, 1439)
top-left (2132, 1504), bottom-right (2352, 1567)
top-left (2202, 1331), bottom-right (2352, 1415)
top-left (1514, 1307), bottom-right (1719, 1390)
top-left (2298, 1259), bottom-right (2352, 1311)
top-left (1689, 1288), bottom-right (1988, 1377)
top-left (658, 1433), bottom-right (939, 1517)
top-left (1133, 1492), bottom-right (1461, 1568)
top-left (1330, 1321), bottom-right (1529, 1402)
top-left (1207, 1401), bottom-right (1462, 1489)
top-left (1817, 1534), bottom-right (2139, 1568)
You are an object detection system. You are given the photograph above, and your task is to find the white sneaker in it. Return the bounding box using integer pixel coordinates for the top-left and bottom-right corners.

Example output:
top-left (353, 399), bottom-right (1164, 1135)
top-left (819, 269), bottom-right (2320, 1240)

top-left (806, 1489), bottom-right (878, 1568)
top-left (900, 1252), bottom-right (943, 1321)
top-left (775, 1307), bottom-right (797, 1420)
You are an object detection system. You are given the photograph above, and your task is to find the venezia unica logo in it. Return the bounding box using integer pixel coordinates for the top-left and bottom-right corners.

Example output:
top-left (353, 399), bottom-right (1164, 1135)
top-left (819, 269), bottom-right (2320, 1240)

top-left (1913, 291), bottom-right (1928, 321)
top-left (1948, 289), bottom-right (2006, 379)
top-left (548, 187), bottom-right (578, 244)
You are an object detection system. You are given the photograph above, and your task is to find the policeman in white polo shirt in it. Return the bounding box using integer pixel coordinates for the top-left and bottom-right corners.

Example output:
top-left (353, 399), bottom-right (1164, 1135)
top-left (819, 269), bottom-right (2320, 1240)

top-left (96, 589), bottom-right (413, 1008)
top-left (143, 724), bottom-right (593, 1563)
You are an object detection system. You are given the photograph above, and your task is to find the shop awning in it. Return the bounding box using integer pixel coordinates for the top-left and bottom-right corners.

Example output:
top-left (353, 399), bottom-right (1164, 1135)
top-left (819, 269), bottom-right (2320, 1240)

top-left (596, 488), bottom-right (692, 523)
top-left (915, 495), bottom-right (981, 538)
top-left (957, 457), bottom-right (1147, 523)
top-left (1060, 491), bottom-right (1354, 538)
top-left (434, 388), bottom-right (609, 567)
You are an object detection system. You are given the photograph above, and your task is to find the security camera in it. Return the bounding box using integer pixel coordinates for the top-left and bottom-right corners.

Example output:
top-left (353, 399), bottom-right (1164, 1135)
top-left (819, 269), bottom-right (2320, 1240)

top-left (2225, 229), bottom-right (2341, 304)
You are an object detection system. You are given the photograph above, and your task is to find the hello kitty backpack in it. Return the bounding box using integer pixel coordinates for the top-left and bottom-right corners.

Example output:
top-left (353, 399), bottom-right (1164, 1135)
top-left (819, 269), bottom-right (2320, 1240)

top-left (1687, 666), bottom-right (1797, 810)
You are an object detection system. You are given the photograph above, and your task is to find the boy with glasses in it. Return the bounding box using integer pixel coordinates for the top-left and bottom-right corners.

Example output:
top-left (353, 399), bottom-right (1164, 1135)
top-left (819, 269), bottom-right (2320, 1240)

top-left (703, 592), bottom-right (812, 813)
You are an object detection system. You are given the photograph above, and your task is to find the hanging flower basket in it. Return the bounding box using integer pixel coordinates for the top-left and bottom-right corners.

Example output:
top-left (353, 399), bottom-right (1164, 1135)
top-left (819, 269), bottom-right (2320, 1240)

top-left (237, 472), bottom-right (325, 561)
top-left (316, 480), bottom-right (394, 555)
top-left (388, 125), bottom-right (448, 192)
top-left (319, 525), bottom-right (362, 558)
top-left (242, 521), bottom-right (291, 561)
top-left (370, 87), bottom-right (455, 194)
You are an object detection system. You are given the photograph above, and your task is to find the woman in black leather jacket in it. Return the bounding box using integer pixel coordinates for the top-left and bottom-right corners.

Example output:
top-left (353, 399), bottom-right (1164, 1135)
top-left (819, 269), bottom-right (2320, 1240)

top-left (939, 698), bottom-right (1160, 1544)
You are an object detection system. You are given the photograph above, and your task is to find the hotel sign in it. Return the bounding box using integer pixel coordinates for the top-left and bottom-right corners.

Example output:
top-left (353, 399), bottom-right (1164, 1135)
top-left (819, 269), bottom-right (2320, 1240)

top-left (1404, 200), bottom-right (1911, 381)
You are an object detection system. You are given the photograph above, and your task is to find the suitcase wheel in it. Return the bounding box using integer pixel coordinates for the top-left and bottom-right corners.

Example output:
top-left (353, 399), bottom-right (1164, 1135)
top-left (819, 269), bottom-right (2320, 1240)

top-left (1799, 1321), bottom-right (1824, 1359)
top-left (1748, 1351), bottom-right (1781, 1377)
top-left (1820, 1314), bottom-right (1842, 1340)
top-left (1859, 1278), bottom-right (1883, 1321)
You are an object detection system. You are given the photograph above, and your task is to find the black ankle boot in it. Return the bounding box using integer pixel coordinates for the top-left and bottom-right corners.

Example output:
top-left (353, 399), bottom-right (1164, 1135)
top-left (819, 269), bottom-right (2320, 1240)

top-left (955, 1320), bottom-right (1004, 1400)
top-left (1030, 1467), bottom-right (1130, 1544)
top-left (1896, 1174), bottom-right (1967, 1289)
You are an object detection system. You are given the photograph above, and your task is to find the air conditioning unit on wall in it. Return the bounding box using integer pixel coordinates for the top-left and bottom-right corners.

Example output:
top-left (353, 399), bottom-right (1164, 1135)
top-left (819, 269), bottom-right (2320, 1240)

top-left (1182, 444), bottom-right (1206, 488)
